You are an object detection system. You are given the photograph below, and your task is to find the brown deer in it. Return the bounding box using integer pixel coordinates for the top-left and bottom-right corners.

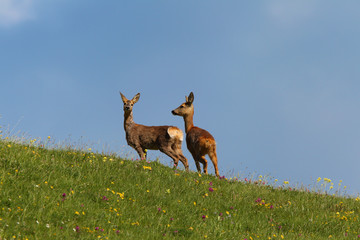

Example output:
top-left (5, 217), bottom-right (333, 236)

top-left (120, 92), bottom-right (189, 170)
top-left (171, 92), bottom-right (219, 177)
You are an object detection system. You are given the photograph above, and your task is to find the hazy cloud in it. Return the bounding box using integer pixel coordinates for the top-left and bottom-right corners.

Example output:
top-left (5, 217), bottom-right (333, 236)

top-left (0, 0), bottom-right (35, 27)
top-left (267, 1), bottom-right (318, 27)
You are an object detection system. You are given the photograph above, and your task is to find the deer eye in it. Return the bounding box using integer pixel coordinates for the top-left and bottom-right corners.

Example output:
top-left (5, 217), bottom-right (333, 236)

top-left (180, 105), bottom-right (184, 108)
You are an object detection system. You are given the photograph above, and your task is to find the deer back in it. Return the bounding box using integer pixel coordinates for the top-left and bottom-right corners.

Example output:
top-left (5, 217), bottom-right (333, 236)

top-left (126, 124), bottom-right (183, 150)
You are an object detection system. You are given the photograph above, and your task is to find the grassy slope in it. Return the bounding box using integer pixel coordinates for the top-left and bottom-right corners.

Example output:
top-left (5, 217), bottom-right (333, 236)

top-left (0, 139), bottom-right (359, 240)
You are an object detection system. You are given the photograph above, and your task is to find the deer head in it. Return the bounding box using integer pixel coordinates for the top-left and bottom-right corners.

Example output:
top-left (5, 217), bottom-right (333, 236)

top-left (172, 92), bottom-right (194, 117)
top-left (120, 92), bottom-right (140, 113)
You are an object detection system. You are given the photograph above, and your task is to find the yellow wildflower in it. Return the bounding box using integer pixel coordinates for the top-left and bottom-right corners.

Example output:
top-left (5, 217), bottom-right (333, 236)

top-left (324, 178), bottom-right (331, 183)
top-left (143, 166), bottom-right (152, 171)
top-left (117, 192), bottom-right (125, 199)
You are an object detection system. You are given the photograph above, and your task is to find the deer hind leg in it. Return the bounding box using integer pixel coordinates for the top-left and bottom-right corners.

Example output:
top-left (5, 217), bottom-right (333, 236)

top-left (171, 143), bottom-right (189, 171)
top-left (159, 146), bottom-right (180, 168)
top-left (193, 153), bottom-right (208, 174)
top-left (195, 161), bottom-right (201, 173)
top-left (179, 154), bottom-right (189, 171)
top-left (199, 155), bottom-right (208, 174)
top-left (189, 151), bottom-right (201, 172)
top-left (208, 146), bottom-right (219, 177)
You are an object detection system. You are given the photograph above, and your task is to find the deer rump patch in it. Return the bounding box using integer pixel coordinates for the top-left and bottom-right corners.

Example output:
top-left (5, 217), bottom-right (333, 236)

top-left (167, 127), bottom-right (184, 142)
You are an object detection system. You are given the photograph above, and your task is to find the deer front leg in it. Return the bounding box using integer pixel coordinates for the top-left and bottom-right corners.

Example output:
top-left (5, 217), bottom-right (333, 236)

top-left (134, 146), bottom-right (146, 160)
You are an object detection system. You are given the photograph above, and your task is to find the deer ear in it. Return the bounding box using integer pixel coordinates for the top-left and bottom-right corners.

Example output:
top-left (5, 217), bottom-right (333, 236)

top-left (120, 92), bottom-right (127, 103)
top-left (132, 93), bottom-right (140, 103)
top-left (187, 92), bottom-right (194, 104)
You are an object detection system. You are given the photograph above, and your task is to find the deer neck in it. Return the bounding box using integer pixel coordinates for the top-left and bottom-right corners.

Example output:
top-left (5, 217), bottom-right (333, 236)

top-left (124, 111), bottom-right (135, 131)
top-left (183, 113), bottom-right (194, 134)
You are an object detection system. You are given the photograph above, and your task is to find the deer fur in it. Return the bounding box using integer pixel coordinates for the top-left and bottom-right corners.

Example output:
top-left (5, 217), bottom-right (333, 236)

top-left (120, 92), bottom-right (189, 170)
top-left (172, 92), bottom-right (219, 177)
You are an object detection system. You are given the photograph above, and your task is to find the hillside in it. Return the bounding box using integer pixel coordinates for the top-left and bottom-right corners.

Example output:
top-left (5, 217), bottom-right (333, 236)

top-left (0, 139), bottom-right (359, 239)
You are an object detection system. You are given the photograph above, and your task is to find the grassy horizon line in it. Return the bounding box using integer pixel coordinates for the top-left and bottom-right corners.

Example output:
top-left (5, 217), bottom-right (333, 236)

top-left (1, 136), bottom-right (360, 239)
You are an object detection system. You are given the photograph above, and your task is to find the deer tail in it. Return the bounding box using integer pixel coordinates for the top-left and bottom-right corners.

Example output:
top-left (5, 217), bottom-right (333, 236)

top-left (167, 127), bottom-right (184, 142)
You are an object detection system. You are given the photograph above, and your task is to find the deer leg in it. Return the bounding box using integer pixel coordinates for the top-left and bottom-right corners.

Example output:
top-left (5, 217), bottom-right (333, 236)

top-left (134, 146), bottom-right (146, 160)
top-left (199, 155), bottom-right (208, 174)
top-left (195, 161), bottom-right (201, 173)
top-left (179, 154), bottom-right (189, 171)
top-left (171, 143), bottom-right (189, 171)
top-left (159, 146), bottom-right (180, 168)
top-left (190, 151), bottom-right (201, 172)
top-left (208, 147), bottom-right (219, 177)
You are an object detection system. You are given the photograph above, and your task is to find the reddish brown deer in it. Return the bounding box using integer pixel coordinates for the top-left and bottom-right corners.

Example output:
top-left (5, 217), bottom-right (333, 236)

top-left (171, 92), bottom-right (219, 177)
top-left (120, 92), bottom-right (189, 170)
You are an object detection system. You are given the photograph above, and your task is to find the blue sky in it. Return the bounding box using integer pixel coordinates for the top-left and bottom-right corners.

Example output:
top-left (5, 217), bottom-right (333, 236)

top-left (1, 1), bottom-right (360, 195)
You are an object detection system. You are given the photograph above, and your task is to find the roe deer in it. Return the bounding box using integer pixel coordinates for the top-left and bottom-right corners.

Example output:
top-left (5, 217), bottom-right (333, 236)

top-left (120, 92), bottom-right (189, 170)
top-left (171, 92), bottom-right (219, 177)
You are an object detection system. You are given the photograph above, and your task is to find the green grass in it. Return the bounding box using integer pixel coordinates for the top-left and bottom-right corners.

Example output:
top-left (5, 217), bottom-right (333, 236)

top-left (0, 138), bottom-right (360, 240)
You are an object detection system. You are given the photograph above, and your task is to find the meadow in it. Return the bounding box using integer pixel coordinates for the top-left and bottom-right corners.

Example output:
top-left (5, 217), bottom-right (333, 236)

top-left (0, 135), bottom-right (360, 239)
